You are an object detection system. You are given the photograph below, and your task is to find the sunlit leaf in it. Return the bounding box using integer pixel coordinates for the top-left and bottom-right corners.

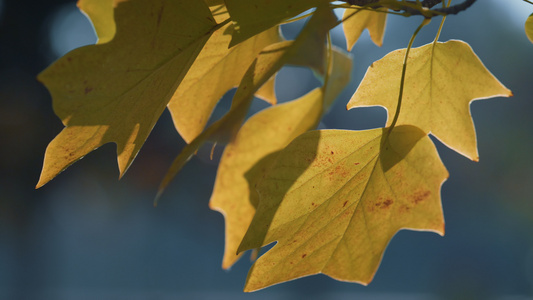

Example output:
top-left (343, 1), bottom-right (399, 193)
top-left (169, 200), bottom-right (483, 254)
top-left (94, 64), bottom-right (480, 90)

top-left (156, 5), bottom-right (338, 201)
top-left (167, 14), bottom-right (282, 143)
top-left (37, 0), bottom-right (217, 188)
top-left (210, 44), bottom-right (352, 269)
top-left (210, 88), bottom-right (324, 269)
top-left (342, 7), bottom-right (387, 50)
top-left (526, 13), bottom-right (533, 44)
top-left (239, 126), bottom-right (447, 291)
top-left (347, 40), bottom-right (512, 161)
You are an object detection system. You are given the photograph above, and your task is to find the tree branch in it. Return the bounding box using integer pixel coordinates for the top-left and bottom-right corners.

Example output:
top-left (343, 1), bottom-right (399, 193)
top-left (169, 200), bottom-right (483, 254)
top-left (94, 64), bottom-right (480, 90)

top-left (341, 0), bottom-right (477, 17)
top-left (343, 0), bottom-right (443, 7)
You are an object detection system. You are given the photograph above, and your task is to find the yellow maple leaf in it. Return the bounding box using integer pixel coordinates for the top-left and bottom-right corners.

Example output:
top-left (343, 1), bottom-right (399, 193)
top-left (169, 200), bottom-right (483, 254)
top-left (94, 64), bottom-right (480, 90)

top-left (167, 16), bottom-right (282, 143)
top-left (210, 47), bottom-right (352, 269)
top-left (156, 5), bottom-right (338, 200)
top-left (79, 1), bottom-right (280, 144)
top-left (342, 7), bottom-right (387, 50)
top-left (238, 125), bottom-right (447, 291)
top-left (210, 88), bottom-right (324, 269)
top-left (37, 0), bottom-right (217, 188)
top-left (348, 40), bottom-right (512, 161)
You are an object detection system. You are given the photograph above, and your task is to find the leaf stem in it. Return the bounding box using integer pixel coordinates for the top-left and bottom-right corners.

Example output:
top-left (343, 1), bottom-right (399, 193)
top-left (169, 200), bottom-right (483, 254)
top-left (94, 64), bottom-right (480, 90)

top-left (322, 32), bottom-right (333, 104)
top-left (282, 12), bottom-right (315, 24)
top-left (523, 0), bottom-right (533, 5)
top-left (388, 18), bottom-right (430, 133)
top-left (433, 0), bottom-right (452, 43)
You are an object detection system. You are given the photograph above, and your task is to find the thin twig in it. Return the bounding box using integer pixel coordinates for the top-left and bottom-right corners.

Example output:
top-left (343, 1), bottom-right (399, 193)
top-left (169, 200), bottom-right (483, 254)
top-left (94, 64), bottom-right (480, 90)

top-left (340, 0), bottom-right (477, 18)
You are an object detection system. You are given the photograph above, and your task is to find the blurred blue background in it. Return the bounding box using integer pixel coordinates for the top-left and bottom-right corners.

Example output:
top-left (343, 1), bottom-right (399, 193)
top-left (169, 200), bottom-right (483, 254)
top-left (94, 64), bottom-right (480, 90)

top-left (1, 0), bottom-right (533, 299)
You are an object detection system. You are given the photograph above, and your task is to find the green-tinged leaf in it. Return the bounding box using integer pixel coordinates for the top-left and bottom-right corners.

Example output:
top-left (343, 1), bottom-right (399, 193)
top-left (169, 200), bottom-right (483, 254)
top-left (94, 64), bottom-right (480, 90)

top-left (239, 126), bottom-right (447, 291)
top-left (348, 40), bottom-right (512, 161)
top-left (209, 45), bottom-right (351, 269)
top-left (167, 16), bottom-right (282, 143)
top-left (210, 88), bottom-right (324, 269)
top-left (37, 0), bottom-right (217, 188)
top-left (526, 14), bottom-right (533, 44)
top-left (225, 0), bottom-right (326, 47)
top-left (77, 0), bottom-right (120, 44)
top-left (156, 6), bottom-right (338, 201)
top-left (342, 7), bottom-right (387, 50)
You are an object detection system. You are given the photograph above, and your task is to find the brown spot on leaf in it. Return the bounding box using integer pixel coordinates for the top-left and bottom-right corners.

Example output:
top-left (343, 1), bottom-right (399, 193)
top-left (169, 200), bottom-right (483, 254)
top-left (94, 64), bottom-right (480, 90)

top-left (343, 201), bottom-right (348, 207)
top-left (331, 151), bottom-right (334, 155)
top-left (399, 205), bottom-right (410, 213)
top-left (84, 87), bottom-right (93, 94)
top-left (412, 190), bottom-right (431, 205)
top-left (354, 162), bottom-right (360, 165)
top-left (301, 254), bottom-right (307, 258)
top-left (375, 199), bottom-right (393, 209)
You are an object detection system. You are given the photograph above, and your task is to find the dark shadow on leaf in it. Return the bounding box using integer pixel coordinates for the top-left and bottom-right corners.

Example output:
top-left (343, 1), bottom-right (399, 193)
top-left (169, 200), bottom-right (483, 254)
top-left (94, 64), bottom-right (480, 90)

top-left (380, 125), bottom-right (426, 173)
top-left (239, 130), bottom-right (321, 254)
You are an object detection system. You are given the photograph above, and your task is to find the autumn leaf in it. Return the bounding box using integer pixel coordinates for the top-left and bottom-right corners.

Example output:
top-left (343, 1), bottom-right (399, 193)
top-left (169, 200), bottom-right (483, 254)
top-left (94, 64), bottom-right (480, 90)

top-left (342, 7), bottom-right (387, 50)
top-left (238, 125), bottom-right (447, 291)
top-left (210, 88), bottom-right (324, 269)
top-left (77, 0), bottom-right (120, 44)
top-left (166, 11), bottom-right (282, 143)
top-left (156, 5), bottom-right (338, 200)
top-left (347, 40), bottom-right (512, 161)
top-left (209, 46), bottom-right (352, 269)
top-left (37, 0), bottom-right (217, 188)
top-left (78, 1), bottom-right (282, 144)
top-left (526, 13), bottom-right (533, 44)
top-left (225, 0), bottom-right (326, 46)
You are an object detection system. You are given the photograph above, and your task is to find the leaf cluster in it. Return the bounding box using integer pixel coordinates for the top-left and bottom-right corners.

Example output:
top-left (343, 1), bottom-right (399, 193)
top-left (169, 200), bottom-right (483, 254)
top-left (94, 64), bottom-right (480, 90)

top-left (37, 0), bottom-right (531, 292)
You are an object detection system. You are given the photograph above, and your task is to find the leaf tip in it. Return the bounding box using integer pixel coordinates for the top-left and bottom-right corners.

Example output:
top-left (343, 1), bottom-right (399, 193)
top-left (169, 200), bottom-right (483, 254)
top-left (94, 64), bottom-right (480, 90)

top-left (35, 172), bottom-right (51, 189)
top-left (439, 226), bottom-right (445, 236)
top-left (35, 182), bottom-right (44, 190)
